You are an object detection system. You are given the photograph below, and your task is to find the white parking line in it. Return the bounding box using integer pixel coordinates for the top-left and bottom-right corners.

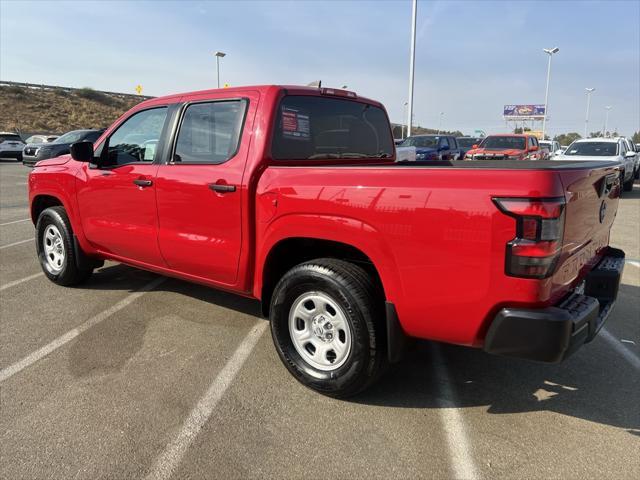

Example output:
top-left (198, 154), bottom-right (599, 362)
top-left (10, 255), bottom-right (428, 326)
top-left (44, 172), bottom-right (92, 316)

top-left (0, 238), bottom-right (33, 250)
top-left (0, 276), bottom-right (166, 383)
top-left (145, 322), bottom-right (268, 480)
top-left (0, 218), bottom-right (30, 226)
top-left (601, 328), bottom-right (640, 370)
top-left (432, 344), bottom-right (479, 480)
top-left (626, 260), bottom-right (640, 268)
top-left (0, 272), bottom-right (44, 291)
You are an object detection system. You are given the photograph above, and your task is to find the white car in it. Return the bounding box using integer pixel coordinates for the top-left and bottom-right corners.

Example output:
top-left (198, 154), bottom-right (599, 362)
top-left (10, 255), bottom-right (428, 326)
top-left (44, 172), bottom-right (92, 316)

top-left (555, 137), bottom-right (636, 192)
top-left (539, 140), bottom-right (563, 158)
top-left (0, 132), bottom-right (26, 161)
top-left (618, 137), bottom-right (639, 180)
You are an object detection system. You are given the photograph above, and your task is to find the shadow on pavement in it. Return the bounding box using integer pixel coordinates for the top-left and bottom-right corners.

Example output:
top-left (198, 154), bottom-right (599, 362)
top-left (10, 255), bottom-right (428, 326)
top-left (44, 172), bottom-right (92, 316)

top-left (357, 283), bottom-right (640, 437)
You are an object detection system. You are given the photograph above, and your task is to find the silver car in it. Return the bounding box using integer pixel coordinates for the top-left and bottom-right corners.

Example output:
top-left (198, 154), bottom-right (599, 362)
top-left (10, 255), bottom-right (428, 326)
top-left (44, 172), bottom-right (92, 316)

top-left (555, 137), bottom-right (636, 192)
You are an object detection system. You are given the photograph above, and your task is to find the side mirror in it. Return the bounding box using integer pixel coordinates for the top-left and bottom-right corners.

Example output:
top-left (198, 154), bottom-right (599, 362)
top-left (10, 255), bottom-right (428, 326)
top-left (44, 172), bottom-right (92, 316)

top-left (624, 151), bottom-right (636, 158)
top-left (556, 149), bottom-right (564, 155)
top-left (70, 141), bottom-right (94, 162)
top-left (472, 144), bottom-right (478, 149)
top-left (530, 145), bottom-right (539, 152)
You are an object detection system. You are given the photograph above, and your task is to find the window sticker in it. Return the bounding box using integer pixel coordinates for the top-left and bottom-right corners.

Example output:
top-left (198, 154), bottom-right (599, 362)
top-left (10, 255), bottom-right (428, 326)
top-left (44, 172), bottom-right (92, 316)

top-left (282, 106), bottom-right (310, 140)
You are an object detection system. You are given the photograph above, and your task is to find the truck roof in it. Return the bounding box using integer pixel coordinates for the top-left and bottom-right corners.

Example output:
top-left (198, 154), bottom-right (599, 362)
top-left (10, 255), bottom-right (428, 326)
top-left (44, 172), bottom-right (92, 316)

top-left (134, 85), bottom-right (384, 109)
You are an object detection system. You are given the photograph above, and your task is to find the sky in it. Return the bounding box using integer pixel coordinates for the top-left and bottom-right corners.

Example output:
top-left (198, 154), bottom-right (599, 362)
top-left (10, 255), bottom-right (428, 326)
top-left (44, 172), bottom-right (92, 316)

top-left (1, 0), bottom-right (639, 137)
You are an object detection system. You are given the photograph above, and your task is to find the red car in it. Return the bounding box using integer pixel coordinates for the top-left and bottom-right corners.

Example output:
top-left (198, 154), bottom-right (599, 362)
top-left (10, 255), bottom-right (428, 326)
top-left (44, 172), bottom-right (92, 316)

top-left (28, 85), bottom-right (624, 396)
top-left (465, 133), bottom-right (548, 160)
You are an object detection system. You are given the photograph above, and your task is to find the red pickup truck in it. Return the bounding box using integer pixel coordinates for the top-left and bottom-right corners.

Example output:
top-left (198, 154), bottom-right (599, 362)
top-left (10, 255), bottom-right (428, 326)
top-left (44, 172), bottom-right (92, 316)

top-left (28, 85), bottom-right (625, 397)
top-left (464, 133), bottom-right (548, 161)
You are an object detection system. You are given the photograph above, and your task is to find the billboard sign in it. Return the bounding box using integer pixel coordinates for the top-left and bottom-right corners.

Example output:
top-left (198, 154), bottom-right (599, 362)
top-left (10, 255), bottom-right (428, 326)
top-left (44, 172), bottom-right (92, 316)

top-left (503, 104), bottom-right (546, 117)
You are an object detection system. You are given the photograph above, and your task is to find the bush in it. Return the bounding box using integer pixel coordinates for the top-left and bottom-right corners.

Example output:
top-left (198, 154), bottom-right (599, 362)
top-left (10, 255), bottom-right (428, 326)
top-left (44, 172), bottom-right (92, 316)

top-left (76, 87), bottom-right (117, 106)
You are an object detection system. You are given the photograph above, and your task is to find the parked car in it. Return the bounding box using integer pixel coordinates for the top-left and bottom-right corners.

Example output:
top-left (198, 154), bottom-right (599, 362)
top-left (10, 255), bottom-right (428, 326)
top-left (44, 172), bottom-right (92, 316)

top-left (0, 132), bottom-right (26, 161)
top-left (28, 84), bottom-right (625, 397)
top-left (456, 136), bottom-right (482, 157)
top-left (465, 134), bottom-right (548, 160)
top-left (398, 134), bottom-right (462, 160)
top-left (618, 137), bottom-right (639, 179)
top-left (24, 134), bottom-right (58, 144)
top-left (539, 140), bottom-right (563, 158)
top-left (555, 138), bottom-right (635, 191)
top-left (22, 129), bottom-right (104, 167)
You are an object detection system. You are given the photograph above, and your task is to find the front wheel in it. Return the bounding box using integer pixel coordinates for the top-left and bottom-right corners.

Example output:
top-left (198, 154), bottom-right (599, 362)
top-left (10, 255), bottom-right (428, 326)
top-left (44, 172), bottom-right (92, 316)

top-left (623, 172), bottom-right (634, 192)
top-left (269, 258), bottom-right (386, 398)
top-left (36, 206), bottom-right (94, 286)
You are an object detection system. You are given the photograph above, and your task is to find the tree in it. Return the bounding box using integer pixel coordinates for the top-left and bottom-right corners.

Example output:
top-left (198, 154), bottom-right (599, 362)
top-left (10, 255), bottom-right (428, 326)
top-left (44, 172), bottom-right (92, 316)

top-left (555, 132), bottom-right (582, 146)
top-left (513, 127), bottom-right (531, 134)
top-left (632, 131), bottom-right (640, 144)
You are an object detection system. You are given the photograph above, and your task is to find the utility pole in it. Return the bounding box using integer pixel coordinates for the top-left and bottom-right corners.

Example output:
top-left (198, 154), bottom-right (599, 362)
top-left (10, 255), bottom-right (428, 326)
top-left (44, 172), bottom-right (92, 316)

top-left (584, 87), bottom-right (595, 138)
top-left (407, 0), bottom-right (417, 137)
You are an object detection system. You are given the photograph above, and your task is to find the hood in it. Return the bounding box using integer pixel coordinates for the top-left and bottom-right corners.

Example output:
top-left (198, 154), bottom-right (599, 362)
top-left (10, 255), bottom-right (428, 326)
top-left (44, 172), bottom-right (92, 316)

top-left (414, 147), bottom-right (438, 154)
top-left (554, 155), bottom-right (620, 162)
top-left (35, 154), bottom-right (72, 167)
top-left (26, 142), bottom-right (49, 148)
top-left (468, 148), bottom-right (524, 156)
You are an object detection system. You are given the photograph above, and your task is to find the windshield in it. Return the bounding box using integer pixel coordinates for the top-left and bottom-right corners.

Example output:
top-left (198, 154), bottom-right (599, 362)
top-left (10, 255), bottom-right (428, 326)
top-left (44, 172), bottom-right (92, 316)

top-left (456, 138), bottom-right (478, 148)
top-left (564, 142), bottom-right (618, 156)
top-left (271, 96), bottom-right (394, 160)
top-left (0, 134), bottom-right (23, 143)
top-left (54, 130), bottom-right (91, 144)
top-left (539, 141), bottom-right (551, 148)
top-left (480, 136), bottom-right (526, 150)
top-left (400, 136), bottom-right (439, 148)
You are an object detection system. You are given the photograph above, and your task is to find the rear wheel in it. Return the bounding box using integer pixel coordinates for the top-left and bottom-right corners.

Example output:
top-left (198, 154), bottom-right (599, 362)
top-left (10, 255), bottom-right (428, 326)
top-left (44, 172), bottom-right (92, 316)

top-left (36, 206), bottom-right (94, 286)
top-left (269, 258), bottom-right (386, 398)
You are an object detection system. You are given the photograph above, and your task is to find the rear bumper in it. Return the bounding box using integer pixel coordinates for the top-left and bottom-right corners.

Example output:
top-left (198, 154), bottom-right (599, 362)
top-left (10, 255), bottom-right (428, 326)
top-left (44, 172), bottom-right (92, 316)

top-left (483, 247), bottom-right (625, 362)
top-left (0, 151), bottom-right (23, 160)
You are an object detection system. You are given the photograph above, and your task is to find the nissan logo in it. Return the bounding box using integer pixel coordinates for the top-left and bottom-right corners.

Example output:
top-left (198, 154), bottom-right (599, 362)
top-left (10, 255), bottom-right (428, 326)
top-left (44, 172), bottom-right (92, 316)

top-left (599, 200), bottom-right (607, 223)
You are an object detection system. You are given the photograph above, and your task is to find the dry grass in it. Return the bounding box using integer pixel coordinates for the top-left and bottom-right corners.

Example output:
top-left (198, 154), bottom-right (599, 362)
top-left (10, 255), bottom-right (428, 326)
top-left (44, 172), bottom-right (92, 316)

top-left (0, 85), bottom-right (144, 134)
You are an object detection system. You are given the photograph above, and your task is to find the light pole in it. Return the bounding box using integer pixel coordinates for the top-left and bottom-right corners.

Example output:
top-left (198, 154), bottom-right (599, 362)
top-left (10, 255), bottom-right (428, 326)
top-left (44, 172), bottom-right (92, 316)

top-left (407, 0), bottom-right (417, 137)
top-left (437, 111), bottom-right (444, 134)
top-left (541, 47), bottom-right (559, 140)
top-left (402, 102), bottom-right (408, 138)
top-left (584, 87), bottom-right (595, 138)
top-left (603, 106), bottom-right (612, 137)
top-left (214, 51), bottom-right (226, 88)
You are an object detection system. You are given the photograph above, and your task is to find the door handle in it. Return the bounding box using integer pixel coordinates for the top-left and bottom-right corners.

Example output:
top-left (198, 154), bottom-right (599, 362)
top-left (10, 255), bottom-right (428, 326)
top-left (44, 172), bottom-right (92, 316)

top-left (208, 183), bottom-right (236, 193)
top-left (133, 179), bottom-right (153, 187)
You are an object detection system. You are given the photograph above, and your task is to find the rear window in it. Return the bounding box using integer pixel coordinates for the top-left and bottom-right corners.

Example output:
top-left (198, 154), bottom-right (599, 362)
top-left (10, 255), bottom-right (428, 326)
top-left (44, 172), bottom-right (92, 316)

top-left (480, 136), bottom-right (526, 150)
top-left (0, 134), bottom-right (23, 143)
top-left (271, 96), bottom-right (393, 160)
top-left (565, 142), bottom-right (618, 156)
top-left (456, 138), bottom-right (478, 148)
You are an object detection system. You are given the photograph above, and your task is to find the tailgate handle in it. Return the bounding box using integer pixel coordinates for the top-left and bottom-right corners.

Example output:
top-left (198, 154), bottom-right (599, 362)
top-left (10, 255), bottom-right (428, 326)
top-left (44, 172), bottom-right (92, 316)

top-left (601, 174), bottom-right (617, 196)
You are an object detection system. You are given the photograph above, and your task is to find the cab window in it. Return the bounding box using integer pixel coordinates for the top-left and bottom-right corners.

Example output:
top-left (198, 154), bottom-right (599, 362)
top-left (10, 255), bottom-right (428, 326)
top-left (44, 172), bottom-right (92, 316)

top-left (104, 107), bottom-right (168, 166)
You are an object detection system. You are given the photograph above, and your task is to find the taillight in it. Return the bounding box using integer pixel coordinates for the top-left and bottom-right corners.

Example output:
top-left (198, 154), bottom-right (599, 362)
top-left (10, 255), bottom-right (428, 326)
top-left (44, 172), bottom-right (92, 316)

top-left (493, 197), bottom-right (566, 279)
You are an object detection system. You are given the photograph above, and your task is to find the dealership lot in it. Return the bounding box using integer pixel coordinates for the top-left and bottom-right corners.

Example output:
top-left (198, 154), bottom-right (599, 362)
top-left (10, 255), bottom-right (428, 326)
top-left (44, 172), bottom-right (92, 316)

top-left (1, 160), bottom-right (638, 479)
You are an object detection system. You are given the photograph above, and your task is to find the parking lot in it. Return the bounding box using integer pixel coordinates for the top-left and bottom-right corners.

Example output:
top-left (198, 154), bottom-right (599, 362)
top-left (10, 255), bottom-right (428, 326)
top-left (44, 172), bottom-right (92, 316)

top-left (0, 159), bottom-right (638, 479)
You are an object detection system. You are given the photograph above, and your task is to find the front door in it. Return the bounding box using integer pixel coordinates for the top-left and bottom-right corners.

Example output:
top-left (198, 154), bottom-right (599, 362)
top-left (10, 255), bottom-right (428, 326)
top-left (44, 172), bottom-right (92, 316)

top-left (76, 106), bottom-right (169, 265)
top-left (155, 95), bottom-right (255, 286)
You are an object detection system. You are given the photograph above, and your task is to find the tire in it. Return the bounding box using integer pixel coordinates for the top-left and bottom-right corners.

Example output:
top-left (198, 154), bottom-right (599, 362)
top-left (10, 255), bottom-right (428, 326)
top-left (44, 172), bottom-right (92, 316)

top-left (36, 206), bottom-right (93, 286)
top-left (635, 166), bottom-right (639, 180)
top-left (623, 173), bottom-right (634, 192)
top-left (269, 258), bottom-right (386, 398)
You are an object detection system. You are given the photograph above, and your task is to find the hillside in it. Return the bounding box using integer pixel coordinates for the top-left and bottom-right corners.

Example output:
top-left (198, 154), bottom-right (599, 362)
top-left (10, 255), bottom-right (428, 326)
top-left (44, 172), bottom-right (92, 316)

top-left (0, 82), bottom-right (149, 135)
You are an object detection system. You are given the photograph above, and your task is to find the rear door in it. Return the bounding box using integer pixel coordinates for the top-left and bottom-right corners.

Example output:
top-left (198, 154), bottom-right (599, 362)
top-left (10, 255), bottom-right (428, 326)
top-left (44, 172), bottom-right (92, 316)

top-left (154, 92), bottom-right (258, 286)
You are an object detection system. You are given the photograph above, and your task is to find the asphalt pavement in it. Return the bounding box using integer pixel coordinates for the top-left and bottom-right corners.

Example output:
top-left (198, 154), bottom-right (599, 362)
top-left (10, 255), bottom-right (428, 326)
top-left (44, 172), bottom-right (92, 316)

top-left (1, 159), bottom-right (638, 479)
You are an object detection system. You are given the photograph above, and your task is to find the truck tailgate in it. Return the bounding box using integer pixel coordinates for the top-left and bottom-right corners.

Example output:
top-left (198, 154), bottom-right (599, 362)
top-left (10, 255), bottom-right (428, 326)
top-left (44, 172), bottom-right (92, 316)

top-left (553, 164), bottom-right (621, 293)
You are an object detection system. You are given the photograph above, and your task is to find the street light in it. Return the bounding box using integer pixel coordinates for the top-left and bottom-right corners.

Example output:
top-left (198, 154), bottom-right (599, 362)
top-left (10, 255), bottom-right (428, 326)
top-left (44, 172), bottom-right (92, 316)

top-left (603, 106), bottom-right (612, 137)
top-left (584, 87), bottom-right (595, 138)
top-left (214, 51), bottom-right (226, 89)
top-left (541, 47), bottom-right (559, 140)
top-left (402, 102), bottom-right (408, 139)
top-left (407, 0), bottom-right (417, 137)
top-left (437, 112), bottom-right (444, 134)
